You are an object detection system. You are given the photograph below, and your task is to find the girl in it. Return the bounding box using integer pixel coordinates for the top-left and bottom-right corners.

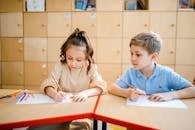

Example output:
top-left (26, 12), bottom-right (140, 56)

top-left (36, 28), bottom-right (106, 130)
top-left (41, 28), bottom-right (106, 102)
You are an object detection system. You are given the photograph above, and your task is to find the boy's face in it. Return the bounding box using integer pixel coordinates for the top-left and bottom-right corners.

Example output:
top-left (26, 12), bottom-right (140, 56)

top-left (66, 46), bottom-right (86, 70)
top-left (130, 45), bottom-right (155, 70)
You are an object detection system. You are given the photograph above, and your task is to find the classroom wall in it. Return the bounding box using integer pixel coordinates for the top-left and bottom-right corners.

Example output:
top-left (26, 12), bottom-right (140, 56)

top-left (0, 0), bottom-right (195, 90)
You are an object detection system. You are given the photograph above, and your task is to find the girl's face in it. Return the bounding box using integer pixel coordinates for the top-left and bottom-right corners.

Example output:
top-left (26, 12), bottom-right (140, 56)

top-left (130, 45), bottom-right (155, 70)
top-left (66, 46), bottom-right (86, 70)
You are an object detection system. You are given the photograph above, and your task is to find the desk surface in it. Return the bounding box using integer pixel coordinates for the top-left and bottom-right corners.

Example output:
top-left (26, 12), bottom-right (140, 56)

top-left (94, 94), bottom-right (195, 130)
top-left (0, 89), bottom-right (98, 129)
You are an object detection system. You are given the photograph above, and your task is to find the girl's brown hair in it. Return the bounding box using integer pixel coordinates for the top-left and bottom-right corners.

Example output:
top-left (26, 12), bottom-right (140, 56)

top-left (60, 28), bottom-right (94, 74)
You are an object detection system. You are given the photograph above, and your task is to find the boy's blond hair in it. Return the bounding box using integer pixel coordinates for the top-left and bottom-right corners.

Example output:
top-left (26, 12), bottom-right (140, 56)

top-left (129, 31), bottom-right (162, 54)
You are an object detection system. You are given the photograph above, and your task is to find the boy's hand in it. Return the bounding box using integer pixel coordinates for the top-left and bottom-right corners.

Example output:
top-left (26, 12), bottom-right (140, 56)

top-left (148, 93), bottom-right (172, 102)
top-left (128, 88), bottom-right (146, 101)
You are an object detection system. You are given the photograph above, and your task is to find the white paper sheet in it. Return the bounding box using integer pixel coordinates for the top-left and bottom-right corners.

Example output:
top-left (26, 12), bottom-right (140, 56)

top-left (17, 94), bottom-right (72, 104)
top-left (126, 96), bottom-right (187, 109)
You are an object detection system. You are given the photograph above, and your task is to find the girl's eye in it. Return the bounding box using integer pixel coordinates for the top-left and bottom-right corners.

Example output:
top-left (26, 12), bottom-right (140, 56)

top-left (67, 57), bottom-right (73, 60)
top-left (136, 54), bottom-right (141, 57)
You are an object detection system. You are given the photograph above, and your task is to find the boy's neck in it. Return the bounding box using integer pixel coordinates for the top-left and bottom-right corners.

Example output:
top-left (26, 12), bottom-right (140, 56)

top-left (141, 63), bottom-right (156, 78)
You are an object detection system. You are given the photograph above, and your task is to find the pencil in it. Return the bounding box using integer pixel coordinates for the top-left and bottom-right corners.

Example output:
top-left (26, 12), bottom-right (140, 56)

top-left (119, 78), bottom-right (135, 89)
top-left (51, 72), bottom-right (62, 91)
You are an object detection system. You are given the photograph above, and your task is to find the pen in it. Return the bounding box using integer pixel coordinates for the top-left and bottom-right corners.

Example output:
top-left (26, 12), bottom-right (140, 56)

top-left (19, 92), bottom-right (26, 102)
top-left (0, 95), bottom-right (12, 99)
top-left (51, 72), bottom-right (62, 91)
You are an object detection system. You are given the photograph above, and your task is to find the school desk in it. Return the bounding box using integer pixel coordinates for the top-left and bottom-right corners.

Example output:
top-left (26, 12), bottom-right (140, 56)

top-left (0, 89), bottom-right (98, 129)
top-left (94, 94), bottom-right (195, 130)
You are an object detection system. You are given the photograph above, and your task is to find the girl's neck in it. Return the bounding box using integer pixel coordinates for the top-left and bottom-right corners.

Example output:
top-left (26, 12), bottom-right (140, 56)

top-left (140, 62), bottom-right (156, 78)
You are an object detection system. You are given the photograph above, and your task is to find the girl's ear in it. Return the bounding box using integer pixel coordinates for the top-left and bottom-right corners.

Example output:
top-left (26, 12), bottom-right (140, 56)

top-left (151, 52), bottom-right (159, 61)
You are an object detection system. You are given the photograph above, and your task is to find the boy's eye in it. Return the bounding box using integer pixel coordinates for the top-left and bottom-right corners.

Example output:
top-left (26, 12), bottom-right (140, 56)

top-left (136, 54), bottom-right (141, 57)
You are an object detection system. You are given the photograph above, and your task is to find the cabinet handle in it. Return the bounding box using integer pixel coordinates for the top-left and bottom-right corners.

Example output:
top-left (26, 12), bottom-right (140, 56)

top-left (170, 50), bottom-right (174, 54)
top-left (66, 24), bottom-right (69, 27)
top-left (144, 24), bottom-right (147, 27)
top-left (42, 73), bottom-right (47, 76)
top-left (171, 24), bottom-right (174, 27)
top-left (91, 24), bottom-right (95, 27)
top-left (116, 24), bottom-right (120, 27)
top-left (19, 72), bottom-right (23, 76)
top-left (18, 47), bottom-right (23, 52)
top-left (17, 24), bottom-right (21, 27)
top-left (41, 24), bottom-right (46, 27)
top-left (42, 48), bottom-right (46, 52)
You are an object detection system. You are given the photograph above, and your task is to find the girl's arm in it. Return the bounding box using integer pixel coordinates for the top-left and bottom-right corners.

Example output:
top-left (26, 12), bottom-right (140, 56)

top-left (72, 87), bottom-right (102, 102)
top-left (45, 86), bottom-right (66, 102)
top-left (149, 85), bottom-right (195, 101)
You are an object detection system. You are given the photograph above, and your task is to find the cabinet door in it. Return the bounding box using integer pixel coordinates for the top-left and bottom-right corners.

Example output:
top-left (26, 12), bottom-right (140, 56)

top-left (150, 12), bottom-right (176, 38)
top-left (48, 12), bottom-right (71, 37)
top-left (0, 13), bottom-right (23, 37)
top-left (46, 0), bottom-right (72, 11)
top-left (158, 39), bottom-right (175, 65)
top-left (2, 62), bottom-right (24, 85)
top-left (123, 11), bottom-right (149, 38)
top-left (122, 38), bottom-right (131, 64)
top-left (175, 65), bottom-right (195, 83)
top-left (72, 12), bottom-right (97, 38)
top-left (48, 38), bottom-right (65, 62)
top-left (176, 39), bottom-right (195, 65)
top-left (1, 38), bottom-right (23, 61)
top-left (0, 0), bottom-right (23, 12)
top-left (24, 38), bottom-right (47, 61)
top-left (97, 38), bottom-right (122, 63)
top-left (25, 62), bottom-right (47, 86)
top-left (24, 13), bottom-right (47, 37)
top-left (177, 12), bottom-right (195, 38)
top-left (97, 63), bottom-right (121, 85)
top-left (97, 12), bottom-right (122, 38)
top-left (149, 0), bottom-right (177, 11)
top-left (96, 0), bottom-right (123, 11)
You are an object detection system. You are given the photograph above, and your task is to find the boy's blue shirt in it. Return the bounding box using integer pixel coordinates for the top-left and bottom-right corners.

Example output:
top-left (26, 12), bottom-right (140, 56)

top-left (116, 64), bottom-right (191, 95)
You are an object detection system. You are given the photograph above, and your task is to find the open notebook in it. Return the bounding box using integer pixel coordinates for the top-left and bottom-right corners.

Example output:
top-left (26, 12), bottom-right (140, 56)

top-left (127, 95), bottom-right (187, 109)
top-left (17, 93), bottom-right (72, 104)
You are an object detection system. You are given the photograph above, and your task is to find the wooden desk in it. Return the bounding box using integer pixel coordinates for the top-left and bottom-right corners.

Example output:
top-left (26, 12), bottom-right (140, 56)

top-left (0, 89), bottom-right (98, 129)
top-left (94, 94), bottom-right (195, 130)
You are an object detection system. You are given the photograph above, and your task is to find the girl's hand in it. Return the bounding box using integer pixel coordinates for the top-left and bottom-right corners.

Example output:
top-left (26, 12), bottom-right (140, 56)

top-left (128, 88), bottom-right (146, 101)
top-left (54, 91), bottom-right (66, 102)
top-left (72, 92), bottom-right (88, 102)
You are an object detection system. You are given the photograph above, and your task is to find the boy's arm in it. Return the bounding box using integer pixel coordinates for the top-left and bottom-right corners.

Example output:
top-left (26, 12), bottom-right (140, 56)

top-left (149, 85), bottom-right (195, 101)
top-left (108, 83), bottom-right (132, 98)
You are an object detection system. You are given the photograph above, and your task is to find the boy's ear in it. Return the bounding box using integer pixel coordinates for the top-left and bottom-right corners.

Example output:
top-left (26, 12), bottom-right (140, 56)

top-left (151, 52), bottom-right (159, 61)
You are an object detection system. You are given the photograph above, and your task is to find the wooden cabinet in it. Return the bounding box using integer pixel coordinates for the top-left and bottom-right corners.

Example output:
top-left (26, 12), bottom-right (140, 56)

top-left (46, 0), bottom-right (72, 11)
top-left (24, 38), bottom-right (47, 61)
top-left (98, 63), bottom-right (121, 85)
top-left (2, 62), bottom-right (24, 86)
top-left (176, 39), bottom-right (195, 65)
top-left (72, 12), bottom-right (97, 38)
top-left (97, 12), bottom-right (122, 38)
top-left (1, 38), bottom-right (23, 61)
top-left (24, 13), bottom-right (47, 37)
top-left (149, 0), bottom-right (177, 11)
top-left (97, 0), bottom-right (123, 11)
top-left (158, 39), bottom-right (175, 65)
top-left (48, 38), bottom-right (65, 62)
top-left (24, 62), bottom-right (47, 86)
top-left (0, 0), bottom-right (23, 12)
top-left (122, 38), bottom-right (131, 64)
top-left (0, 13), bottom-right (23, 37)
top-left (48, 12), bottom-right (71, 37)
top-left (177, 12), bottom-right (195, 38)
top-left (175, 65), bottom-right (195, 83)
top-left (150, 12), bottom-right (176, 38)
top-left (123, 11), bottom-right (149, 38)
top-left (97, 38), bottom-right (122, 63)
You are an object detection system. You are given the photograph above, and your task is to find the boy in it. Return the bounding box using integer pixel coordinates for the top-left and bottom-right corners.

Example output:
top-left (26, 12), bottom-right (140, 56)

top-left (108, 31), bottom-right (195, 102)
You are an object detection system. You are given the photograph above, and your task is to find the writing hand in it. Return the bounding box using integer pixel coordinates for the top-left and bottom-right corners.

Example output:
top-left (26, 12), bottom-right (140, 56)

top-left (128, 88), bottom-right (146, 101)
top-left (54, 91), bottom-right (66, 102)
